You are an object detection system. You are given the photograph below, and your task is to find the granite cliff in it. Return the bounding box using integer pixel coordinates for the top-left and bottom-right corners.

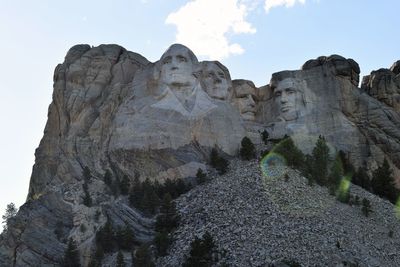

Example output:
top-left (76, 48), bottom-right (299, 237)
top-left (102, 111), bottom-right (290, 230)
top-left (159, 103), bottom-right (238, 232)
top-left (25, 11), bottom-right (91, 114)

top-left (0, 43), bottom-right (399, 266)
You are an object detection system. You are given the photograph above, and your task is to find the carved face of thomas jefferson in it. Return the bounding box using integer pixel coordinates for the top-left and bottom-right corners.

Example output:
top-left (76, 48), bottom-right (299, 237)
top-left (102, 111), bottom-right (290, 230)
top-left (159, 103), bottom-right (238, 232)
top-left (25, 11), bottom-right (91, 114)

top-left (202, 61), bottom-right (231, 100)
top-left (159, 44), bottom-right (198, 88)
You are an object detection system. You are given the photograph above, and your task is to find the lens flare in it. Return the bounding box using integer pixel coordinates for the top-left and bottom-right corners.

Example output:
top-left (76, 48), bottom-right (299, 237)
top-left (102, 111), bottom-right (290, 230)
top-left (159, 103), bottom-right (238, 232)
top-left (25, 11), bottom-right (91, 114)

top-left (260, 152), bottom-right (286, 179)
top-left (395, 197), bottom-right (400, 219)
top-left (336, 174), bottom-right (352, 201)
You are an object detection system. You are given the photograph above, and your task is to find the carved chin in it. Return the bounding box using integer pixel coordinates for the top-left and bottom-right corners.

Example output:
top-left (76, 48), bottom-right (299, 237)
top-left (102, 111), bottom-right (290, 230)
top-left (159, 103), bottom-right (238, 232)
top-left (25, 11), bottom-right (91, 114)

top-left (241, 112), bottom-right (255, 121)
top-left (281, 111), bottom-right (298, 121)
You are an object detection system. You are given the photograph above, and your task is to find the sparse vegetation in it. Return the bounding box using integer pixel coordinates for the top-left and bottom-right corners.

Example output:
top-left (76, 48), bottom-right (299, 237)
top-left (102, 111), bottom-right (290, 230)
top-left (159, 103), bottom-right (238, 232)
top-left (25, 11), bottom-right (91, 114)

top-left (2, 202), bottom-right (17, 232)
top-left (272, 136), bottom-right (304, 169)
top-left (261, 130), bottom-right (269, 145)
top-left (362, 198), bottom-right (372, 217)
top-left (183, 232), bottom-right (218, 267)
top-left (240, 136), bottom-right (256, 160)
top-left (62, 238), bottom-right (81, 267)
top-left (196, 168), bottom-right (207, 185)
top-left (133, 244), bottom-right (155, 267)
top-left (210, 148), bottom-right (229, 175)
top-left (371, 159), bottom-right (399, 204)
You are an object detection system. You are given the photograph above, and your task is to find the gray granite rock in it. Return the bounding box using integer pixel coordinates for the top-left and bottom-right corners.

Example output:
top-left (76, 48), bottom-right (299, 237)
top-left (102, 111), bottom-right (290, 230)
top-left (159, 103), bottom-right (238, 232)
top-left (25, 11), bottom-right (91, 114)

top-left (1, 44), bottom-right (400, 266)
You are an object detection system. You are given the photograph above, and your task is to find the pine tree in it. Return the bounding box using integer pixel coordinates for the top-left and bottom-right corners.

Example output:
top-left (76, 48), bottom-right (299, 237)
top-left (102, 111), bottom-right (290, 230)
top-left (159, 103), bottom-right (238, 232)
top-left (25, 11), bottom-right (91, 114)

top-left (328, 154), bottom-right (344, 195)
top-left (371, 159), bottom-right (399, 203)
top-left (115, 226), bottom-right (135, 250)
top-left (119, 175), bottom-right (130, 195)
top-left (311, 135), bottom-right (330, 186)
top-left (210, 148), bottom-right (229, 175)
top-left (272, 136), bottom-right (304, 169)
top-left (129, 175), bottom-right (143, 208)
top-left (82, 182), bottom-right (93, 207)
top-left (116, 251), bottom-right (125, 267)
top-left (134, 244), bottom-right (155, 267)
top-left (362, 198), bottom-right (372, 217)
top-left (183, 232), bottom-right (216, 267)
top-left (196, 168), bottom-right (207, 185)
top-left (240, 136), bottom-right (256, 160)
top-left (62, 238), bottom-right (81, 267)
top-left (154, 231), bottom-right (171, 256)
top-left (156, 193), bottom-right (179, 233)
top-left (96, 220), bottom-right (114, 253)
top-left (83, 166), bottom-right (91, 183)
top-left (104, 169), bottom-right (112, 186)
top-left (353, 167), bottom-right (371, 190)
top-left (2, 202), bottom-right (17, 232)
top-left (261, 130), bottom-right (269, 145)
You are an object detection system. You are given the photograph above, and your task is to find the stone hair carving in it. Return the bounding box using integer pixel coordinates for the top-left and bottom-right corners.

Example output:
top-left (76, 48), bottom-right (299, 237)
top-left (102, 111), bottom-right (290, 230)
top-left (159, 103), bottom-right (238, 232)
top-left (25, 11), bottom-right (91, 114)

top-left (232, 80), bottom-right (258, 121)
top-left (201, 61), bottom-right (232, 100)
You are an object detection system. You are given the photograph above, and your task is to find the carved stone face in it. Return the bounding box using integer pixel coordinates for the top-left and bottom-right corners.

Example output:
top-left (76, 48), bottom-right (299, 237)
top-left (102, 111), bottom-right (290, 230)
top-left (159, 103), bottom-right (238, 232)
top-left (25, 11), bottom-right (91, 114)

top-left (160, 44), bottom-right (197, 87)
top-left (233, 81), bottom-right (257, 121)
top-left (202, 62), bottom-right (230, 100)
top-left (273, 78), bottom-right (304, 121)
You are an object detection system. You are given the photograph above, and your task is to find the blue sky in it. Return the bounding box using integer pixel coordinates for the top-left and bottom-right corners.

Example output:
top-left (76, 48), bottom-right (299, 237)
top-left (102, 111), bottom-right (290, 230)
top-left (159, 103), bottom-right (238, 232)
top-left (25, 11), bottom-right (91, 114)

top-left (0, 0), bottom-right (399, 223)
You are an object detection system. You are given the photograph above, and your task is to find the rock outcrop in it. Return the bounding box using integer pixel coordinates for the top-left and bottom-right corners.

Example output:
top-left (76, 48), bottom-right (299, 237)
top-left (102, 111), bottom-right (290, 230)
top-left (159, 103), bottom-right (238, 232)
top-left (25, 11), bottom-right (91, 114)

top-left (1, 43), bottom-right (399, 266)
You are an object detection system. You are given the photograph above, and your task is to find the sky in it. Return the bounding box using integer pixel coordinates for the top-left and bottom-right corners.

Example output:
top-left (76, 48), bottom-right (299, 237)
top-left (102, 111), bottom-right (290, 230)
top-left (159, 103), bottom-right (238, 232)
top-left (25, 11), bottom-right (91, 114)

top-left (0, 0), bottom-right (399, 225)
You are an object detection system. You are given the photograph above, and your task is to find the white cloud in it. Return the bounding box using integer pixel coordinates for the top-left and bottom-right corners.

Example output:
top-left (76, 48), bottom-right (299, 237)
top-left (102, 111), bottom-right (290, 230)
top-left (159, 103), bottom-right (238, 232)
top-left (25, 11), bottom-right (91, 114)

top-left (264, 0), bottom-right (306, 13)
top-left (165, 0), bottom-right (256, 60)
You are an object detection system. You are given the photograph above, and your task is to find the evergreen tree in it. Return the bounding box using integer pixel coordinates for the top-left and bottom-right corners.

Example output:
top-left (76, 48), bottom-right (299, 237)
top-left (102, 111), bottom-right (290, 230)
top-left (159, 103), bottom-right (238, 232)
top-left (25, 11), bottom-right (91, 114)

top-left (119, 175), bottom-right (130, 195)
top-left (311, 135), bottom-right (330, 186)
top-left (273, 136), bottom-right (304, 169)
top-left (210, 148), bottom-right (229, 175)
top-left (154, 231), bottom-right (171, 256)
top-left (134, 244), bottom-right (155, 267)
top-left (104, 169), bottom-right (112, 186)
top-left (353, 167), bottom-right (371, 190)
top-left (96, 220), bottom-right (114, 253)
top-left (116, 251), bottom-right (125, 267)
top-left (302, 154), bottom-right (314, 185)
top-left (83, 166), bottom-right (91, 183)
top-left (338, 150), bottom-right (355, 176)
top-left (196, 168), bottom-right (207, 185)
top-left (129, 175), bottom-right (143, 208)
top-left (371, 159), bottom-right (399, 203)
top-left (115, 226), bottom-right (135, 250)
top-left (183, 232), bottom-right (216, 267)
top-left (328, 154), bottom-right (344, 195)
top-left (210, 148), bottom-right (219, 169)
top-left (240, 136), bottom-right (256, 160)
top-left (362, 198), bottom-right (372, 217)
top-left (260, 130), bottom-right (269, 145)
top-left (156, 193), bottom-right (179, 233)
top-left (82, 182), bottom-right (93, 207)
top-left (62, 238), bottom-right (81, 267)
top-left (140, 185), bottom-right (160, 216)
top-left (2, 202), bottom-right (17, 232)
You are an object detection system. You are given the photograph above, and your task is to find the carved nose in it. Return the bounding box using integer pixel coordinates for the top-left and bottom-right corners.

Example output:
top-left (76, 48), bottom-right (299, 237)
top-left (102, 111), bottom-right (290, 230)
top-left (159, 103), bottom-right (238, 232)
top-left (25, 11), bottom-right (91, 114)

top-left (247, 95), bottom-right (255, 106)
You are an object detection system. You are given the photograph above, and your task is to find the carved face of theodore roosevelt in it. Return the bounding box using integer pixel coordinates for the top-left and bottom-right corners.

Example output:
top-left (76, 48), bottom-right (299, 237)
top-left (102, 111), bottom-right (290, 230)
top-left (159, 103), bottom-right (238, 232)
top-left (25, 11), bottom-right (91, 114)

top-left (273, 78), bottom-right (305, 121)
top-left (233, 81), bottom-right (257, 121)
top-left (159, 44), bottom-right (198, 88)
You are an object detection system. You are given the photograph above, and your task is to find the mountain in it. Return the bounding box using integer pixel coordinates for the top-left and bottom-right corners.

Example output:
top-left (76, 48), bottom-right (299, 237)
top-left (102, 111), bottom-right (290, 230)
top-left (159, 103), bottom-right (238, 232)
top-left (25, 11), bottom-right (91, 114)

top-left (0, 43), bottom-right (399, 266)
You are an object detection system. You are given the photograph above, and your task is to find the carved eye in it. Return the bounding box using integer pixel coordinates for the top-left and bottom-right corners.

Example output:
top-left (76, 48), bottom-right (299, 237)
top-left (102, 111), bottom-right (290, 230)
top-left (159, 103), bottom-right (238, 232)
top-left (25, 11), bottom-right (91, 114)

top-left (208, 72), bottom-right (215, 78)
top-left (286, 88), bottom-right (295, 95)
top-left (274, 91), bottom-right (282, 97)
top-left (218, 72), bottom-right (225, 79)
top-left (177, 55), bottom-right (187, 62)
top-left (162, 56), bottom-right (171, 65)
